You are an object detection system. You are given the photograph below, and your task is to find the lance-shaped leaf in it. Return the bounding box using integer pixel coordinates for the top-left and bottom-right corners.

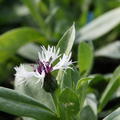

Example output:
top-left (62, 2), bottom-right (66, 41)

top-left (81, 93), bottom-right (97, 120)
top-left (78, 42), bottom-right (93, 75)
top-left (0, 87), bottom-right (57, 120)
top-left (17, 43), bottom-right (41, 61)
top-left (103, 107), bottom-right (120, 120)
top-left (21, 0), bottom-right (45, 28)
top-left (99, 66), bottom-right (120, 112)
top-left (95, 41), bottom-right (120, 59)
top-left (76, 7), bottom-right (120, 42)
top-left (56, 24), bottom-right (75, 87)
top-left (56, 23), bottom-right (75, 55)
top-left (76, 77), bottom-right (93, 111)
top-left (0, 27), bottom-right (47, 63)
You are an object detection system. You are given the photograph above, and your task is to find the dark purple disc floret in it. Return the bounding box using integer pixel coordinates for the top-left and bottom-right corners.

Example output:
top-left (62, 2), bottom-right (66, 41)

top-left (37, 61), bottom-right (53, 74)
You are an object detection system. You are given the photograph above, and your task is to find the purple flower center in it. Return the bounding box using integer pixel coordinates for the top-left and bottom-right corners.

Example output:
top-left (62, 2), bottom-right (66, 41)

top-left (37, 61), bottom-right (53, 74)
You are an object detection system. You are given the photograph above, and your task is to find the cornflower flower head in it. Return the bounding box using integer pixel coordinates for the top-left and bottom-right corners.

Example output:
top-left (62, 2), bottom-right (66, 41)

top-left (15, 46), bottom-right (73, 92)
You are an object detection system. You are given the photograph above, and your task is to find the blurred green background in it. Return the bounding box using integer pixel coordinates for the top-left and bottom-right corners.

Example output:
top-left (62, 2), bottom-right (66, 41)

top-left (0, 0), bottom-right (120, 119)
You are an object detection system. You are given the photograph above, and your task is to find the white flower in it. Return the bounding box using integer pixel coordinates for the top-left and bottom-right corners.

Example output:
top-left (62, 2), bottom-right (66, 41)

top-left (14, 46), bottom-right (73, 88)
top-left (38, 46), bottom-right (60, 64)
top-left (53, 53), bottom-right (72, 71)
top-left (14, 64), bottom-right (36, 85)
top-left (33, 70), bottom-right (45, 87)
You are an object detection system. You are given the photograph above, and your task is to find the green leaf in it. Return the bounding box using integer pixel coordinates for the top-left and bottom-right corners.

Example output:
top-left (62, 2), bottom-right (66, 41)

top-left (0, 27), bottom-right (47, 63)
top-left (23, 117), bottom-right (35, 120)
top-left (76, 8), bottom-right (120, 42)
top-left (18, 43), bottom-right (41, 61)
top-left (21, 0), bottom-right (45, 28)
top-left (71, 66), bottom-right (80, 86)
top-left (113, 87), bottom-right (120, 99)
top-left (15, 64), bottom-right (55, 112)
top-left (45, 7), bottom-right (59, 24)
top-left (95, 41), bottom-right (120, 59)
top-left (79, 93), bottom-right (97, 120)
top-left (89, 74), bottom-right (109, 95)
top-left (59, 88), bottom-right (80, 116)
top-left (85, 93), bottom-right (97, 117)
top-left (80, 106), bottom-right (97, 120)
top-left (62, 69), bottom-right (73, 88)
top-left (56, 23), bottom-right (75, 55)
top-left (14, 5), bottom-right (29, 17)
top-left (62, 66), bottom-right (80, 89)
top-left (0, 87), bottom-right (57, 120)
top-left (103, 107), bottom-right (120, 120)
top-left (78, 42), bottom-right (93, 75)
top-left (56, 24), bottom-right (75, 87)
top-left (76, 77), bottom-right (93, 111)
top-left (99, 66), bottom-right (120, 112)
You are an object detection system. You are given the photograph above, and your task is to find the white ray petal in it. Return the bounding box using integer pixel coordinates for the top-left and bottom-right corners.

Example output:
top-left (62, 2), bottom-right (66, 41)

top-left (53, 53), bottom-right (73, 71)
top-left (33, 70), bottom-right (45, 88)
top-left (38, 46), bottom-right (61, 64)
top-left (14, 64), bottom-right (35, 85)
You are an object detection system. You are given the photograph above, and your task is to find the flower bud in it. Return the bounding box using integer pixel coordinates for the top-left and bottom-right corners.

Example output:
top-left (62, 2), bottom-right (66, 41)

top-left (43, 73), bottom-right (58, 93)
